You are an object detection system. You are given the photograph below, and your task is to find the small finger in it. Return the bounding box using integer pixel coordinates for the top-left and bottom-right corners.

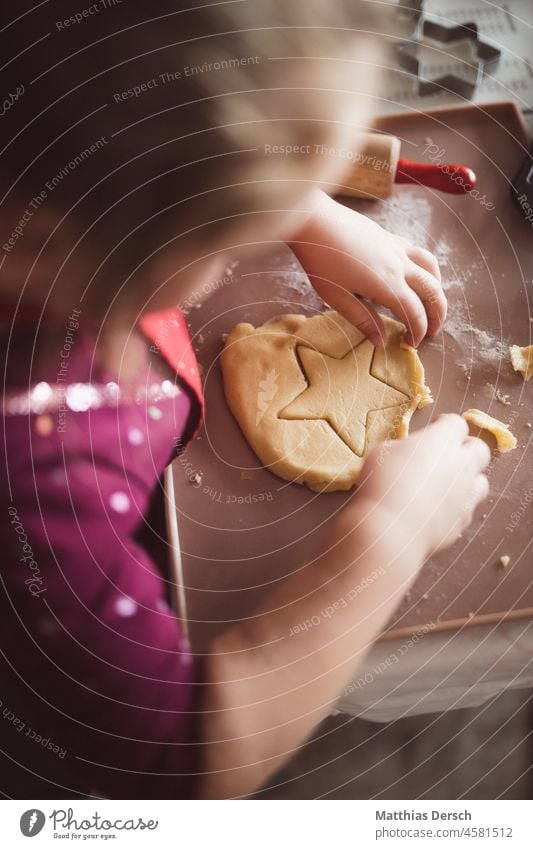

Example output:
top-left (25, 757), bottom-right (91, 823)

top-left (463, 435), bottom-right (491, 471)
top-left (406, 414), bottom-right (468, 455)
top-left (462, 474), bottom-right (490, 530)
top-left (430, 413), bottom-right (470, 441)
top-left (406, 262), bottom-right (447, 337)
top-left (312, 280), bottom-right (388, 346)
top-left (407, 245), bottom-right (442, 282)
top-left (393, 287), bottom-right (428, 347)
top-left (474, 473), bottom-right (490, 505)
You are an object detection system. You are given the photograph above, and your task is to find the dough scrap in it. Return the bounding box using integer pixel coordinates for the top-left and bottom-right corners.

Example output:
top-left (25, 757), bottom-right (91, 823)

top-left (510, 344), bottom-right (533, 381)
top-left (221, 310), bottom-right (432, 492)
top-left (462, 409), bottom-right (517, 453)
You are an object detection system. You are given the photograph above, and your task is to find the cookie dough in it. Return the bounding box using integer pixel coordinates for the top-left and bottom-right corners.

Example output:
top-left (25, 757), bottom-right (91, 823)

top-left (462, 409), bottom-right (517, 453)
top-left (221, 310), bottom-right (432, 492)
top-left (510, 344), bottom-right (533, 381)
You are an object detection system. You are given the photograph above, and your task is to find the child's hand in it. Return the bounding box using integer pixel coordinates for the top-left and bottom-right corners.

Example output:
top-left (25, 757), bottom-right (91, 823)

top-left (290, 190), bottom-right (446, 347)
top-left (201, 415), bottom-right (489, 800)
top-left (349, 414), bottom-right (490, 562)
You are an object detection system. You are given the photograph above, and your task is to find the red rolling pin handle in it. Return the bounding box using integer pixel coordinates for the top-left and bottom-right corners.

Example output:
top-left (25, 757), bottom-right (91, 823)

top-left (396, 158), bottom-right (477, 194)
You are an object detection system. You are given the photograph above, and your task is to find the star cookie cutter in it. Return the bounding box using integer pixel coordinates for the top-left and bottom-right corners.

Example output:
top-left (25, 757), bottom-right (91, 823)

top-left (396, 18), bottom-right (501, 98)
top-left (393, 0), bottom-right (424, 40)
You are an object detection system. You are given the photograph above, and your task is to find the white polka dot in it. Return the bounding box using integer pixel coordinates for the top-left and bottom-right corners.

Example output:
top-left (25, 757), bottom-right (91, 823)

top-left (109, 491), bottom-right (131, 513)
top-left (156, 598), bottom-right (169, 612)
top-left (127, 427), bottom-right (144, 446)
top-left (148, 406), bottom-right (162, 420)
top-left (115, 596), bottom-right (137, 617)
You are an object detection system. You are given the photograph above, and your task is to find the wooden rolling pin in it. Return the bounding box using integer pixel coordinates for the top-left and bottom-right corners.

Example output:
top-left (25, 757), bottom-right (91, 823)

top-left (339, 132), bottom-right (477, 199)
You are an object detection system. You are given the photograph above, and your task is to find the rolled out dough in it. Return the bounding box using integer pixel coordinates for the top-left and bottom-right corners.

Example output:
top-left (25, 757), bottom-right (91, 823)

top-left (221, 310), bottom-right (432, 492)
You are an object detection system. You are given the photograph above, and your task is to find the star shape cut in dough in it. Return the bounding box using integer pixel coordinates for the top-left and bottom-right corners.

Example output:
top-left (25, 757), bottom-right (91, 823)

top-left (279, 340), bottom-right (409, 456)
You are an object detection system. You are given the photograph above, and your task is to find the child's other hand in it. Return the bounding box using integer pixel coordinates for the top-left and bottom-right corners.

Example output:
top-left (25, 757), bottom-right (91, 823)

top-left (342, 414), bottom-right (490, 564)
top-left (290, 190), bottom-right (446, 347)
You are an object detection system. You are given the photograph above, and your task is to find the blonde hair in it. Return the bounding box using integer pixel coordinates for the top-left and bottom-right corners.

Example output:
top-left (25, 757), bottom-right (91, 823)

top-left (1, 1), bottom-right (385, 319)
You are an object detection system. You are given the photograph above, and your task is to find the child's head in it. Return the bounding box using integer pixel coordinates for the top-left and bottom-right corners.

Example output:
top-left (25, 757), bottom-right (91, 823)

top-left (1, 0), bottom-right (386, 321)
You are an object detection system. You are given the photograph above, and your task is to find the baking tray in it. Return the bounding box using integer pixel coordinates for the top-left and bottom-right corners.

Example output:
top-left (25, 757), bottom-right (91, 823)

top-left (170, 101), bottom-right (533, 650)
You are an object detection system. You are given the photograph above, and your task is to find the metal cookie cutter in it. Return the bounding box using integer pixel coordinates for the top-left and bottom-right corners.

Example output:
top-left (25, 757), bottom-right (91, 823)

top-left (393, 0), bottom-right (424, 40)
top-left (396, 19), bottom-right (501, 99)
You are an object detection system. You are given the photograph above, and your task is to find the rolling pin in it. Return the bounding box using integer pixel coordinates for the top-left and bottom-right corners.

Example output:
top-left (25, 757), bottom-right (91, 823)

top-left (339, 132), bottom-right (477, 199)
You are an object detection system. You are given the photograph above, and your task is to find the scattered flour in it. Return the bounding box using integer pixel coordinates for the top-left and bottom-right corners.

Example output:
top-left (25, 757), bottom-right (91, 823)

top-left (441, 297), bottom-right (508, 366)
top-left (268, 252), bottom-right (321, 302)
top-left (371, 194), bottom-right (462, 291)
